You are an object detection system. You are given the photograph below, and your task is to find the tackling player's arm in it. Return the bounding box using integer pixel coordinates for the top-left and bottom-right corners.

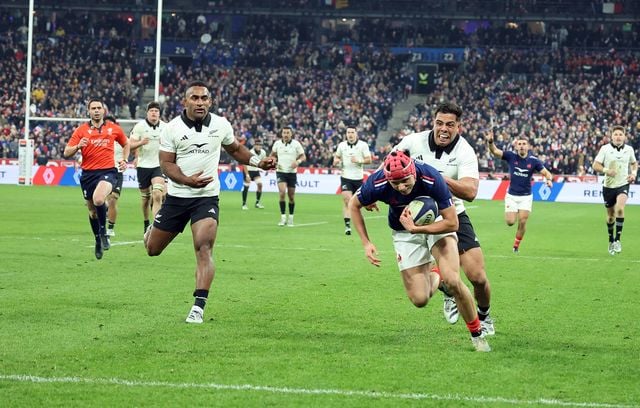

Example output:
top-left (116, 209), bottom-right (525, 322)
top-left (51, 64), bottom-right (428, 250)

top-left (446, 143), bottom-right (480, 202)
top-left (348, 194), bottom-right (381, 267)
top-left (223, 140), bottom-right (276, 170)
top-left (445, 176), bottom-right (478, 202)
top-left (485, 130), bottom-right (503, 159)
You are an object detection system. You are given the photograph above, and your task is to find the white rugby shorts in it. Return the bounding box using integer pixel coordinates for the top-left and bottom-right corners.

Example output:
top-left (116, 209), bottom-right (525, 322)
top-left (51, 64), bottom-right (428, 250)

top-left (391, 228), bottom-right (457, 271)
top-left (505, 193), bottom-right (533, 213)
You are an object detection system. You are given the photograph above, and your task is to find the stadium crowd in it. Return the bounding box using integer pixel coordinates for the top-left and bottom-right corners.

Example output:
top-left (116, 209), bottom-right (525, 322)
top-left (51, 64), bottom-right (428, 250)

top-left (1, 7), bottom-right (639, 177)
top-left (386, 66), bottom-right (640, 178)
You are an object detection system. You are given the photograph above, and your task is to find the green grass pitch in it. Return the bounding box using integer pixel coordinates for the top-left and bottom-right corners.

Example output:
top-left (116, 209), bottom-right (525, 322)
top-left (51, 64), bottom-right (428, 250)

top-left (0, 184), bottom-right (638, 407)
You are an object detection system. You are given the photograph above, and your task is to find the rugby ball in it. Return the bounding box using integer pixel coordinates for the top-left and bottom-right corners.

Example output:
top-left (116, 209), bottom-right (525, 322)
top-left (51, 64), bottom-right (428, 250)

top-left (406, 196), bottom-right (438, 225)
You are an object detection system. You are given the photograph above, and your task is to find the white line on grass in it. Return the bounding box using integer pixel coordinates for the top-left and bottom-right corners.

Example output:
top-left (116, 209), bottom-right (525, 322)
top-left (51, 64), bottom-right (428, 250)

top-left (489, 254), bottom-right (640, 263)
top-left (0, 374), bottom-right (635, 408)
top-left (109, 241), bottom-right (142, 246)
top-left (80, 241), bottom-right (640, 262)
top-left (283, 221), bottom-right (328, 227)
top-left (218, 243), bottom-right (332, 252)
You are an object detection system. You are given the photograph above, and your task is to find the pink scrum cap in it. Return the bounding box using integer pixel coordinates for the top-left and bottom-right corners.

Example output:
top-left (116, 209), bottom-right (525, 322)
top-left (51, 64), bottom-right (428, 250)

top-left (383, 151), bottom-right (416, 180)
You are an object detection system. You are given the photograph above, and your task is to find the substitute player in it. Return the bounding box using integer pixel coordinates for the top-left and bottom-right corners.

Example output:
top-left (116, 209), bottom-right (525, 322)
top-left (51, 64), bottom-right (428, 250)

top-left (349, 151), bottom-right (490, 352)
top-left (592, 125), bottom-right (638, 255)
top-left (333, 125), bottom-right (372, 235)
top-left (486, 132), bottom-right (553, 253)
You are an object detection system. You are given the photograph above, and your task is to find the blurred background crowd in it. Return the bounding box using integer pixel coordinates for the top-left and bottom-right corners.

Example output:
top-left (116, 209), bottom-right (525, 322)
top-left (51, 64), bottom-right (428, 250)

top-left (1, 0), bottom-right (638, 177)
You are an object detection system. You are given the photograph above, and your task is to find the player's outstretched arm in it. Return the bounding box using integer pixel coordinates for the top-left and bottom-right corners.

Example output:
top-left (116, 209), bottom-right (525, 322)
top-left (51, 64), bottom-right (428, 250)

top-left (348, 194), bottom-right (381, 267)
top-left (224, 140), bottom-right (276, 170)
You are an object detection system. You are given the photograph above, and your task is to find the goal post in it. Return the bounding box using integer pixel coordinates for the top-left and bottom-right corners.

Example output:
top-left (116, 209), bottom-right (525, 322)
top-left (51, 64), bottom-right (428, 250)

top-left (19, 0), bottom-right (164, 185)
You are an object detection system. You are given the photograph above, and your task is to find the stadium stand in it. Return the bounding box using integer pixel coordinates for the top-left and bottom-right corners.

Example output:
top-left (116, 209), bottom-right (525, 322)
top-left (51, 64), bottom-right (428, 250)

top-left (1, 3), bottom-right (638, 177)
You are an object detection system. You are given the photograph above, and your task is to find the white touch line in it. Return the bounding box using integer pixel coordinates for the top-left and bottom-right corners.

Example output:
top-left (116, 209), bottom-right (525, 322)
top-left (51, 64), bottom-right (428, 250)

top-left (0, 375), bottom-right (635, 408)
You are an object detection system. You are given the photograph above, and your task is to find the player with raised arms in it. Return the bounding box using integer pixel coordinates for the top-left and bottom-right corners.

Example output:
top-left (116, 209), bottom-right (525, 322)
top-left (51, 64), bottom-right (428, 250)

top-left (486, 131), bottom-right (554, 253)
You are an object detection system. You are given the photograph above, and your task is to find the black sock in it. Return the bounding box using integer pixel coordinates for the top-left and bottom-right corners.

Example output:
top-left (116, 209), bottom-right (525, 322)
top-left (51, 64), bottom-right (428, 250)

top-left (193, 289), bottom-right (209, 310)
top-left (144, 219), bottom-right (150, 230)
top-left (615, 217), bottom-right (624, 241)
top-left (96, 204), bottom-right (107, 236)
top-left (89, 217), bottom-right (100, 239)
top-left (607, 222), bottom-right (615, 242)
top-left (279, 201), bottom-right (286, 214)
top-left (108, 221), bottom-right (115, 230)
top-left (256, 191), bottom-right (262, 202)
top-left (344, 217), bottom-right (350, 228)
top-left (242, 186), bottom-right (248, 205)
top-left (288, 202), bottom-right (295, 215)
top-left (477, 306), bottom-right (490, 321)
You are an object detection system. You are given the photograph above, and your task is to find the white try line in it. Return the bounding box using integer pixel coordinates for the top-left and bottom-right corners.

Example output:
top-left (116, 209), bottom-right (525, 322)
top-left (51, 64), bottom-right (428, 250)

top-left (0, 374), bottom-right (635, 408)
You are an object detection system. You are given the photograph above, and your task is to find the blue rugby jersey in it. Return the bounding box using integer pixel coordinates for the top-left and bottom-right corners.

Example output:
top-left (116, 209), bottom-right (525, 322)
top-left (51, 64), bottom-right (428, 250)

top-left (357, 160), bottom-right (453, 231)
top-left (502, 150), bottom-right (545, 196)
